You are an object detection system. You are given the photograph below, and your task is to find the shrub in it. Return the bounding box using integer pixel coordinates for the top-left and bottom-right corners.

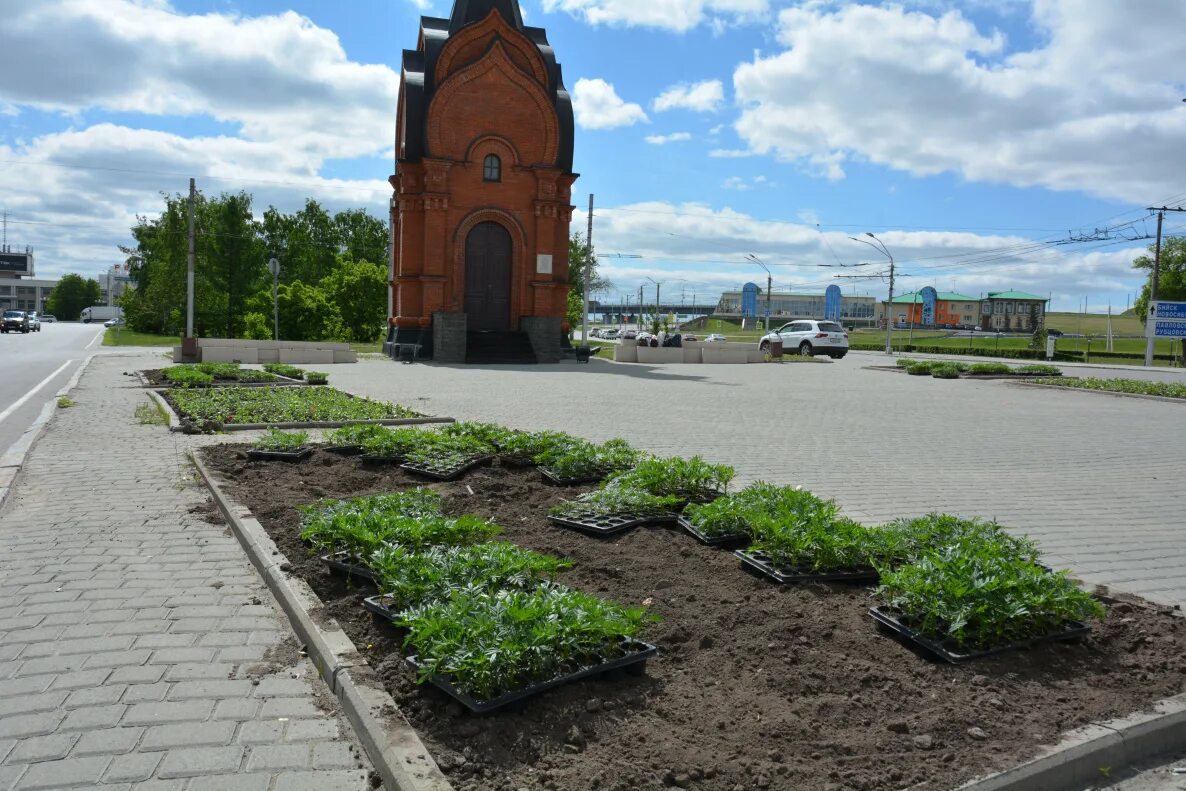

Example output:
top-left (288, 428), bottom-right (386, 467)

top-left (1016, 364), bottom-right (1062, 376)
top-left (967, 362), bottom-right (1012, 374)
top-left (875, 532), bottom-right (1104, 649)
top-left (305, 371), bottom-right (329, 385)
top-left (930, 363), bottom-right (963, 379)
top-left (162, 367), bottom-right (214, 386)
top-left (606, 455), bottom-right (734, 502)
top-left (369, 542), bottom-right (572, 609)
top-left (895, 358), bottom-right (919, 368)
top-left (253, 428), bottom-right (309, 452)
top-left (263, 363), bottom-right (305, 379)
top-left (396, 585), bottom-right (655, 701)
top-left (906, 363), bottom-right (933, 376)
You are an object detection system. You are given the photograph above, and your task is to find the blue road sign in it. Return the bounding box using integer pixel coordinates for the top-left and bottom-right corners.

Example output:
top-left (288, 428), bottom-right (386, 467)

top-left (1153, 302), bottom-right (1186, 320)
top-left (824, 285), bottom-right (842, 322)
top-left (1153, 321), bottom-right (1186, 338)
top-left (920, 286), bottom-right (937, 326)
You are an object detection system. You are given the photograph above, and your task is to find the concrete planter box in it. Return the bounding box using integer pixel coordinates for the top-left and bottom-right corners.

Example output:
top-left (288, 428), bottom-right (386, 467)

top-left (682, 346), bottom-right (702, 363)
top-left (614, 344), bottom-right (638, 363)
top-left (172, 338), bottom-right (357, 364)
top-left (701, 346), bottom-right (751, 364)
top-left (637, 346), bottom-right (685, 364)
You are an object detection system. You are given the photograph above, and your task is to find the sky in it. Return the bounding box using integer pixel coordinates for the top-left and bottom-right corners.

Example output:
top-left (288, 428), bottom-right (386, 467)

top-left (1, 0), bottom-right (1185, 312)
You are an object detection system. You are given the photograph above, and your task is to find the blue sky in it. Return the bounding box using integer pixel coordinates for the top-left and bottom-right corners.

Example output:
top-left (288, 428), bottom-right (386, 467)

top-left (1, 0), bottom-right (1184, 312)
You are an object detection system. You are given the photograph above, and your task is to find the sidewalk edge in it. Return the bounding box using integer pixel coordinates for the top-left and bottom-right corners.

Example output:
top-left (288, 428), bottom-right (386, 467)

top-left (190, 450), bottom-right (453, 791)
top-left (957, 693), bottom-right (1186, 791)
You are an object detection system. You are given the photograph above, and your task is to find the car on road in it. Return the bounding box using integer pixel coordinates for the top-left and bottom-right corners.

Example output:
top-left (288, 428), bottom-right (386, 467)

top-left (682, 333), bottom-right (698, 341)
top-left (621, 329), bottom-right (637, 340)
top-left (601, 328), bottom-right (619, 340)
top-left (27, 312), bottom-right (41, 332)
top-left (704, 333), bottom-right (727, 343)
top-left (2, 310), bottom-right (31, 334)
top-left (104, 317), bottom-right (126, 328)
top-left (758, 320), bottom-right (849, 358)
top-left (39, 314), bottom-right (57, 323)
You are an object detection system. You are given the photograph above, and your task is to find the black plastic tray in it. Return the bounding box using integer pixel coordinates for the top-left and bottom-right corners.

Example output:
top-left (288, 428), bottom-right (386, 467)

top-left (325, 444), bottom-right (363, 456)
top-left (246, 447), bottom-right (313, 462)
top-left (360, 454), bottom-right (405, 465)
top-left (868, 606), bottom-right (1091, 664)
top-left (406, 639), bottom-right (658, 713)
top-left (400, 455), bottom-right (492, 481)
top-left (547, 512), bottom-right (674, 536)
top-left (362, 594), bottom-right (398, 619)
top-left (676, 516), bottom-right (748, 547)
top-left (540, 468), bottom-right (605, 486)
top-left (735, 550), bottom-right (879, 584)
top-left (320, 552), bottom-right (375, 580)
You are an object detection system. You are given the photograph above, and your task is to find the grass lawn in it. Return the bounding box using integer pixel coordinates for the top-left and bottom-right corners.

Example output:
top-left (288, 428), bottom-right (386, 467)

top-left (103, 328), bottom-right (385, 355)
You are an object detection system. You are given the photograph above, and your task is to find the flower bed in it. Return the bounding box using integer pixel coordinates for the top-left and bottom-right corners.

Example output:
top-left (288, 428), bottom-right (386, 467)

top-left (141, 363), bottom-right (288, 387)
top-left (1028, 376), bottom-right (1186, 399)
top-left (161, 385), bottom-right (439, 431)
top-left (246, 428), bottom-right (311, 461)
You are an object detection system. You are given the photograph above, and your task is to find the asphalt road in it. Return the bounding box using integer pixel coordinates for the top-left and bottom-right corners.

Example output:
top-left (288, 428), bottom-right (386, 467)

top-left (0, 321), bottom-right (104, 460)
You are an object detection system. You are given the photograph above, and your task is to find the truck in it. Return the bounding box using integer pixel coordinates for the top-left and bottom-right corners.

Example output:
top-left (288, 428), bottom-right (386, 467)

top-left (80, 305), bottom-right (124, 323)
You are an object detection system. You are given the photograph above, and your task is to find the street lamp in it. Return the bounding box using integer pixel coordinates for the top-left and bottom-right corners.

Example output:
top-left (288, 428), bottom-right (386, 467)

top-left (745, 254), bottom-right (773, 332)
top-left (849, 233), bottom-right (895, 354)
top-left (645, 276), bottom-right (664, 330)
top-left (267, 257), bottom-right (281, 340)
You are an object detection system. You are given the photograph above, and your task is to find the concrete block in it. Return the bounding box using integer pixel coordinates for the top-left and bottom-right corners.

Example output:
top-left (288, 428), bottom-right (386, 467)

top-left (432, 312), bottom-right (466, 363)
top-left (637, 346), bottom-right (685, 364)
top-left (613, 344), bottom-right (638, 363)
top-left (200, 346), bottom-right (259, 364)
top-left (256, 348), bottom-right (279, 363)
top-left (331, 350), bottom-right (358, 363)
top-left (682, 346), bottom-right (702, 363)
top-left (701, 346), bottom-right (750, 364)
top-left (279, 349), bottom-right (333, 365)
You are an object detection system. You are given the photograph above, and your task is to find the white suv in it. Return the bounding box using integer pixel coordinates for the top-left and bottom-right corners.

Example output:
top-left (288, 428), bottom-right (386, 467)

top-left (758, 320), bottom-right (849, 358)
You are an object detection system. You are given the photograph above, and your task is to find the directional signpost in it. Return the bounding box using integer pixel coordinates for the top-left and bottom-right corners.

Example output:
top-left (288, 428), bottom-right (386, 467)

top-left (1145, 301), bottom-right (1186, 366)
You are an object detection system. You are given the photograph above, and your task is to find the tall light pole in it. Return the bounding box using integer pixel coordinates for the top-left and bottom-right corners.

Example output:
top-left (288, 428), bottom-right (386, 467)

top-left (645, 276), bottom-right (664, 329)
top-left (268, 257), bottom-right (280, 340)
top-left (849, 233), bottom-right (895, 354)
top-left (746, 254), bottom-right (773, 332)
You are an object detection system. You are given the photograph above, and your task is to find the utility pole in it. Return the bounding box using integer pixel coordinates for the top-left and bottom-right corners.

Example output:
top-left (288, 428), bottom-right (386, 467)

top-left (186, 178), bottom-right (196, 340)
top-left (849, 233), bottom-right (895, 354)
top-left (745, 254), bottom-right (773, 332)
top-left (638, 285), bottom-right (643, 330)
top-left (1143, 205), bottom-right (1186, 366)
top-left (583, 194), bottom-right (593, 345)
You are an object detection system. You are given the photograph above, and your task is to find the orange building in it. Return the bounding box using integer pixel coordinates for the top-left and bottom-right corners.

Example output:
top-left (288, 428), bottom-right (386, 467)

top-left (885, 291), bottom-right (981, 328)
top-left (386, 0), bottom-right (577, 362)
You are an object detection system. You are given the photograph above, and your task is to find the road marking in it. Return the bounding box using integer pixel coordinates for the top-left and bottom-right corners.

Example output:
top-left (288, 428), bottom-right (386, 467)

top-left (86, 329), bottom-right (105, 349)
top-left (0, 359), bottom-right (74, 427)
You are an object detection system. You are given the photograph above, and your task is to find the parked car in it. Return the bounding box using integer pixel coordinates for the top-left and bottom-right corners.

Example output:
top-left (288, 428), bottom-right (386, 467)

top-left (2, 310), bottom-right (30, 333)
top-left (682, 333), bottom-right (698, 341)
top-left (104, 317), bottom-right (126, 328)
top-left (40, 314), bottom-right (57, 323)
top-left (704, 333), bottom-right (727, 343)
top-left (27, 312), bottom-right (41, 332)
top-left (1047, 328), bottom-right (1064, 337)
top-left (758, 320), bottom-right (849, 358)
top-left (621, 329), bottom-right (637, 340)
top-left (601, 328), bottom-right (620, 340)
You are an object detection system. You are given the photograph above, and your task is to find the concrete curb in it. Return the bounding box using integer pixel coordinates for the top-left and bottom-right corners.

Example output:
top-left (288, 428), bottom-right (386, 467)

top-left (958, 693), bottom-right (1186, 790)
top-left (1007, 381), bottom-right (1186, 405)
top-left (190, 451), bottom-right (453, 791)
top-left (0, 354), bottom-right (95, 512)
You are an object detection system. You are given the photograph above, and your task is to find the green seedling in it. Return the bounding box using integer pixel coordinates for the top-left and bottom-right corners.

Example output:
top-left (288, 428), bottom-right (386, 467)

top-left (606, 455), bottom-right (734, 502)
top-left (167, 386), bottom-right (419, 424)
top-left (252, 427), bottom-right (309, 452)
top-left (550, 486), bottom-right (681, 519)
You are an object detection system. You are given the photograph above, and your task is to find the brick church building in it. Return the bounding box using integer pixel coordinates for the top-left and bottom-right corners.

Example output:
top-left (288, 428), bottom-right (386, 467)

top-left (385, 0), bottom-right (577, 363)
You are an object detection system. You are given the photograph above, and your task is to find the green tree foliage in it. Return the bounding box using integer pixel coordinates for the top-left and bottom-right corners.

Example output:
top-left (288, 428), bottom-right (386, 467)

top-left (45, 274), bottom-right (102, 320)
top-left (567, 232), bottom-right (611, 293)
top-left (121, 190), bottom-right (388, 341)
top-left (1133, 236), bottom-right (1186, 322)
top-left (320, 255), bottom-right (387, 342)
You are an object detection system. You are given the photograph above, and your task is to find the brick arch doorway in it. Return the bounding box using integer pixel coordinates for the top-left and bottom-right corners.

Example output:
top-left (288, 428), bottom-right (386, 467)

top-left (463, 220), bottom-right (513, 331)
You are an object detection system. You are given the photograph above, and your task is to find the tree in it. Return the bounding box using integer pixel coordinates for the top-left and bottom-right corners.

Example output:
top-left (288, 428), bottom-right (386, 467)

top-left (275, 280), bottom-right (341, 342)
top-left (1028, 303), bottom-right (1045, 350)
top-left (568, 232), bottom-right (612, 293)
top-left (1132, 236), bottom-right (1186, 322)
top-left (334, 209), bottom-right (389, 266)
top-left (45, 274), bottom-right (102, 321)
top-left (320, 255), bottom-right (386, 343)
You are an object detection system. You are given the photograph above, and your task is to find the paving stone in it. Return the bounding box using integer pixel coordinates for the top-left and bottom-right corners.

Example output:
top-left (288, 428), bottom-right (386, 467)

top-left (162, 664), bottom-right (237, 682)
top-left (245, 743), bottom-right (309, 771)
top-left (0, 713), bottom-right (62, 740)
top-left (64, 684), bottom-right (127, 709)
top-left (310, 741), bottom-right (359, 770)
top-left (156, 746), bottom-right (244, 779)
top-left (14, 755), bottom-right (111, 789)
top-left (251, 678), bottom-right (310, 698)
top-left (49, 668), bottom-right (112, 690)
top-left (122, 700), bottom-right (215, 726)
top-left (236, 721), bottom-right (285, 745)
top-left (103, 752), bottom-right (162, 783)
top-left (4, 733), bottom-right (80, 764)
top-left (60, 704), bottom-right (128, 731)
top-left (186, 774), bottom-right (272, 791)
top-left (0, 693), bottom-right (68, 718)
top-left (142, 721), bottom-right (236, 752)
top-left (259, 699), bottom-right (321, 719)
top-left (212, 699), bottom-right (260, 722)
top-left (72, 727), bottom-right (144, 757)
top-left (284, 719), bottom-right (340, 742)
top-left (167, 679), bottom-right (253, 700)
top-left (107, 665), bottom-right (165, 686)
top-left (120, 683), bottom-right (171, 704)
top-left (268, 769), bottom-right (372, 791)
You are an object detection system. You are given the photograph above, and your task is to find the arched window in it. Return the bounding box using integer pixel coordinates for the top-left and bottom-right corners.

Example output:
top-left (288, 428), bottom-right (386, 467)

top-left (483, 154), bottom-right (501, 182)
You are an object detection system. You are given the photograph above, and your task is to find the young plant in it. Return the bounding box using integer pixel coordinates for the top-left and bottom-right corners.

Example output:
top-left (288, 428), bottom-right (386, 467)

top-left (968, 362), bottom-right (1012, 374)
top-left (403, 431), bottom-right (494, 468)
top-left (606, 455), bottom-right (734, 502)
top-left (196, 362), bottom-right (242, 377)
top-left (253, 428), bottom-right (310, 452)
top-left (550, 486), bottom-right (681, 519)
top-left (441, 421), bottom-right (516, 448)
top-left (326, 422), bottom-right (392, 448)
top-left (162, 367), bottom-right (214, 386)
top-left (305, 371), bottom-right (329, 385)
top-left (875, 532), bottom-right (1105, 649)
top-left (880, 513), bottom-right (1040, 566)
top-left (396, 584), bottom-right (655, 701)
top-left (1016, 364), bottom-right (1061, 376)
top-left (263, 363), bottom-right (305, 378)
top-left (167, 386), bottom-right (420, 424)
top-left (681, 481), bottom-right (817, 538)
top-left (359, 427), bottom-right (428, 459)
top-left (749, 509), bottom-right (895, 573)
top-left (369, 542), bottom-right (572, 608)
top-left (540, 438), bottom-right (642, 481)
top-left (1029, 377), bottom-right (1186, 399)
top-left (497, 430), bottom-right (583, 465)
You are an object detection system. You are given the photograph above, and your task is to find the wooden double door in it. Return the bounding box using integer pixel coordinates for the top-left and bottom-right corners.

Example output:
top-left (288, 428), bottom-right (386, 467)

top-left (463, 221), bottom-right (512, 331)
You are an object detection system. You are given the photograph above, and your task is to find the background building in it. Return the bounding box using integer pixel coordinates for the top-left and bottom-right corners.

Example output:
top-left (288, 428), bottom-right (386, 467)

top-left (982, 291), bottom-right (1047, 331)
top-left (101, 264), bottom-right (134, 306)
top-left (877, 289), bottom-right (1047, 330)
top-left (0, 247), bottom-right (51, 314)
top-left (715, 289), bottom-right (877, 327)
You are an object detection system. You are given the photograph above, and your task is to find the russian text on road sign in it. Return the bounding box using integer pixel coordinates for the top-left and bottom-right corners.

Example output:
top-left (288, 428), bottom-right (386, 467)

top-left (1152, 302), bottom-right (1186, 320)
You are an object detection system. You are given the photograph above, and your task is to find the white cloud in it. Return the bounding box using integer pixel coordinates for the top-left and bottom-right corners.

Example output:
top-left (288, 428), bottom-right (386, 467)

top-left (541, 0), bottom-right (766, 33)
top-left (722, 176), bottom-right (750, 191)
top-left (654, 80), bottom-right (724, 112)
top-left (708, 148), bottom-right (755, 158)
top-left (572, 78), bottom-right (649, 129)
top-left (644, 132), bottom-right (692, 145)
top-left (574, 201), bottom-right (1151, 310)
top-left (731, 1), bottom-right (1186, 202)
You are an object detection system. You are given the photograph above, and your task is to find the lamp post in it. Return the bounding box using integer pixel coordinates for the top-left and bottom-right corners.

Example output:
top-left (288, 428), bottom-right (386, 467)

top-left (645, 276), bottom-right (664, 331)
top-left (745, 254), bottom-right (773, 332)
top-left (849, 233), bottom-right (895, 354)
top-left (267, 257), bottom-right (280, 340)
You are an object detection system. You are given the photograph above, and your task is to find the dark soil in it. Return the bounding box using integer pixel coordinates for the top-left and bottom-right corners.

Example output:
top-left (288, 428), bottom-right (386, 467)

top-left (200, 446), bottom-right (1186, 791)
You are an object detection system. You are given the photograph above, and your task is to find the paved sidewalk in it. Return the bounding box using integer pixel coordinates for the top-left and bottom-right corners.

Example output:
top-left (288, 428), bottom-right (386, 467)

top-left (0, 354), bottom-right (374, 791)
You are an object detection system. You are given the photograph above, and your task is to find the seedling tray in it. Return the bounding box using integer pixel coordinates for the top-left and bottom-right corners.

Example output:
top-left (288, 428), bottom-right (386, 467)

top-left (735, 550), bottom-right (879, 584)
top-left (360, 454), bottom-right (405, 465)
top-left (325, 444), bottom-right (363, 456)
top-left (499, 455), bottom-right (538, 468)
top-left (406, 639), bottom-right (658, 713)
top-left (676, 516), bottom-right (748, 547)
top-left (320, 552), bottom-right (375, 581)
top-left (868, 606), bottom-right (1091, 664)
top-left (245, 447), bottom-right (313, 462)
top-left (540, 468), bottom-right (606, 486)
top-left (400, 455), bottom-right (492, 481)
top-left (362, 594), bottom-right (399, 620)
top-left (547, 512), bottom-right (675, 536)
